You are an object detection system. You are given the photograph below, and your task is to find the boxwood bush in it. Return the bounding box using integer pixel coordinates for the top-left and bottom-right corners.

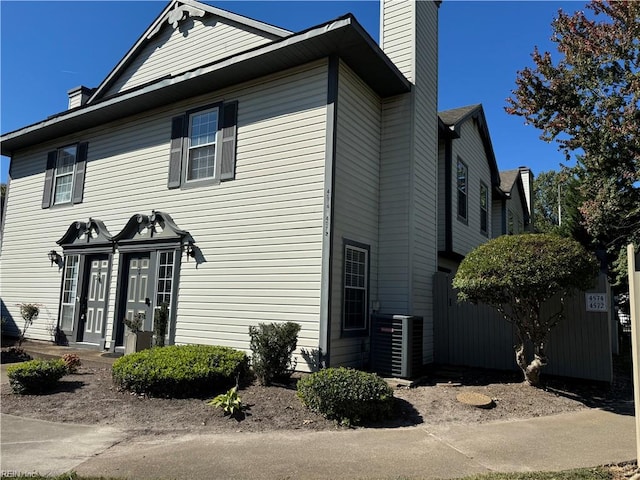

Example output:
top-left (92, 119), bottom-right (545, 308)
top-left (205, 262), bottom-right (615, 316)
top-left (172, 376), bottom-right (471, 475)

top-left (7, 358), bottom-right (67, 394)
top-left (297, 367), bottom-right (395, 425)
top-left (112, 344), bottom-right (248, 398)
top-left (248, 321), bottom-right (301, 385)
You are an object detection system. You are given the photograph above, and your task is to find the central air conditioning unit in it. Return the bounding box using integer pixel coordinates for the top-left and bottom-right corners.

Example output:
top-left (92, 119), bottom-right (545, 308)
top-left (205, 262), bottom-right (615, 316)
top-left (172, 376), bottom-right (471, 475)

top-left (371, 314), bottom-right (423, 379)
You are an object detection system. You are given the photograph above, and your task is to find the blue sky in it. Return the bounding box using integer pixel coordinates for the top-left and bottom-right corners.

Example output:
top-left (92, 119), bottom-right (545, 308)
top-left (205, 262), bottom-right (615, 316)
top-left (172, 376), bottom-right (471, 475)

top-left (1, 0), bottom-right (583, 184)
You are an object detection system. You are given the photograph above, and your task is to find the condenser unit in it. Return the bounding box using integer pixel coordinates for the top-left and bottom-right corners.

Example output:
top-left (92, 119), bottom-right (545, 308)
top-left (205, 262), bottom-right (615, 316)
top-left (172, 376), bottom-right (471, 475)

top-left (371, 314), bottom-right (423, 379)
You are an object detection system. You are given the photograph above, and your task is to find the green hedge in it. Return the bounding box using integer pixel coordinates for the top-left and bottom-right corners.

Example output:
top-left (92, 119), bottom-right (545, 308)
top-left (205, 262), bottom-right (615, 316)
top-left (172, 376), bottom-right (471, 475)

top-left (297, 367), bottom-right (395, 425)
top-left (112, 345), bottom-right (248, 398)
top-left (7, 359), bottom-right (67, 394)
top-left (249, 322), bottom-right (300, 385)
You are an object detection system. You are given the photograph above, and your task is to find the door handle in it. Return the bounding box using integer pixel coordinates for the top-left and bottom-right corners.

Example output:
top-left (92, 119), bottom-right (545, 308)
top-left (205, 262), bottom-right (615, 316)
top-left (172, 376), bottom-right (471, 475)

top-left (145, 297), bottom-right (151, 306)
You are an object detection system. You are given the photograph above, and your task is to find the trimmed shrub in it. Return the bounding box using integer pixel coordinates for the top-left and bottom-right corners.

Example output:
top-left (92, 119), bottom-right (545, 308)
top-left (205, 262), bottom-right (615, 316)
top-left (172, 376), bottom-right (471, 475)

top-left (297, 367), bottom-right (395, 425)
top-left (7, 359), bottom-right (67, 394)
top-left (249, 322), bottom-right (300, 385)
top-left (112, 344), bottom-right (248, 398)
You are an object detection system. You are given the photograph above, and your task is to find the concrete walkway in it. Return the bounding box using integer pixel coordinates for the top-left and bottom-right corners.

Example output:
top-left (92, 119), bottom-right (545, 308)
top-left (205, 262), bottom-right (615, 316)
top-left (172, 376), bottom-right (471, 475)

top-left (1, 409), bottom-right (635, 479)
top-left (1, 341), bottom-right (637, 479)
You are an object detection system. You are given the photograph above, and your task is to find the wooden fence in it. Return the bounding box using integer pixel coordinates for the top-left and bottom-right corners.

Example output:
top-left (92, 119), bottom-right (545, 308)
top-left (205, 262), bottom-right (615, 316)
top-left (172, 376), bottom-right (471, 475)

top-left (433, 272), bottom-right (614, 382)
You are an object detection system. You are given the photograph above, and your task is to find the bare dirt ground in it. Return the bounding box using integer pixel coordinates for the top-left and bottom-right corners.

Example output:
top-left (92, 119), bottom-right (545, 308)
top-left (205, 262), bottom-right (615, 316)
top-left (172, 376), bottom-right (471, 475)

top-left (1, 347), bottom-right (633, 435)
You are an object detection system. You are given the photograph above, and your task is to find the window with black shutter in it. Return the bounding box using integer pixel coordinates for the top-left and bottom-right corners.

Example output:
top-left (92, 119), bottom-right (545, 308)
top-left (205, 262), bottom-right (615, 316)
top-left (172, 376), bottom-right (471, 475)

top-left (167, 100), bottom-right (238, 189)
top-left (42, 142), bottom-right (88, 209)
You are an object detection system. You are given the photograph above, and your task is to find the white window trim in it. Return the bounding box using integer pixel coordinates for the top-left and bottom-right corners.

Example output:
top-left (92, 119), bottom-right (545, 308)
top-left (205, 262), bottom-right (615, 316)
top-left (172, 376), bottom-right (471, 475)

top-left (53, 144), bottom-right (77, 205)
top-left (60, 255), bottom-right (80, 331)
top-left (185, 107), bottom-right (219, 184)
top-left (343, 243), bottom-right (369, 333)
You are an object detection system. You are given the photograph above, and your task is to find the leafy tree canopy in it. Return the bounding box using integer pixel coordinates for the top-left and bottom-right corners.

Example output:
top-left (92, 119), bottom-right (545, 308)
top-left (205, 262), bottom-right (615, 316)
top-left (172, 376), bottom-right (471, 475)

top-left (506, 1), bottom-right (640, 278)
top-left (533, 170), bottom-right (591, 243)
top-left (455, 234), bottom-right (597, 309)
top-left (454, 234), bottom-right (599, 385)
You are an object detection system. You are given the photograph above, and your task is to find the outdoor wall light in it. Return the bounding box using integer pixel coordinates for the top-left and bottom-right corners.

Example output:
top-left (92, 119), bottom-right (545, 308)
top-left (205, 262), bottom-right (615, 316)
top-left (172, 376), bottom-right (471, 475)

top-left (48, 250), bottom-right (62, 267)
top-left (183, 242), bottom-right (196, 261)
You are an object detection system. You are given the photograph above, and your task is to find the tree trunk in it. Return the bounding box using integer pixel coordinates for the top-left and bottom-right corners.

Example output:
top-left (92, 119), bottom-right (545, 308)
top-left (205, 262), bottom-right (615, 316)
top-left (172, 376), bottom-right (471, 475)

top-left (514, 329), bottom-right (548, 387)
top-left (524, 341), bottom-right (548, 387)
top-left (514, 341), bottom-right (527, 378)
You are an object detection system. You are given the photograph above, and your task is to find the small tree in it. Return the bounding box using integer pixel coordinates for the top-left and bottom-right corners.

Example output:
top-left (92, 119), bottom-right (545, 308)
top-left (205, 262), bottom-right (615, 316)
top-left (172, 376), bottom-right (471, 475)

top-left (453, 234), bottom-right (598, 386)
top-left (17, 303), bottom-right (40, 347)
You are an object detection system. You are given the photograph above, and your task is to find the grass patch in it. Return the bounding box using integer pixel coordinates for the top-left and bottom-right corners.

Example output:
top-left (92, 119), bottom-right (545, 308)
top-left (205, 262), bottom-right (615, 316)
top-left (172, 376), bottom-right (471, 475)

top-left (2, 474), bottom-right (125, 480)
top-left (0, 466), bottom-right (615, 480)
top-left (455, 466), bottom-right (611, 479)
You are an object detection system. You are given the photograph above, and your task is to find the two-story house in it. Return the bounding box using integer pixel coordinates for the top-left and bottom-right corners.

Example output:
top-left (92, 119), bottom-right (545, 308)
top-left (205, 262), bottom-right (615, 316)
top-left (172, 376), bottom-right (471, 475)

top-left (493, 167), bottom-right (533, 237)
top-left (1, 0), bottom-right (442, 370)
top-left (437, 104), bottom-right (532, 274)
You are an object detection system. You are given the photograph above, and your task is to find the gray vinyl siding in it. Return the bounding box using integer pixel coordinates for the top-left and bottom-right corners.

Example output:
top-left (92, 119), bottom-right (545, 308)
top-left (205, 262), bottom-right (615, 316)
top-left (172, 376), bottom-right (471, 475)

top-left (378, 94), bottom-right (411, 314)
top-left (450, 120), bottom-right (493, 256)
top-left (492, 197), bottom-right (504, 237)
top-left (0, 62), bottom-right (328, 366)
top-left (105, 15), bottom-right (275, 96)
top-left (437, 141), bottom-right (446, 251)
top-left (379, 0), bottom-right (438, 364)
top-left (508, 184), bottom-right (527, 234)
top-left (380, 1), bottom-right (415, 81)
top-left (330, 61), bottom-right (381, 368)
top-left (434, 272), bottom-right (612, 382)
top-left (410, 0), bottom-right (439, 363)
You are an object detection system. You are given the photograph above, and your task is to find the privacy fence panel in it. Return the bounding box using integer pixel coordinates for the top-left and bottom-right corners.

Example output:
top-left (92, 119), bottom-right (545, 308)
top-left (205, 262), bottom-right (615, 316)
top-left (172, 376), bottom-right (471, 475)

top-left (433, 272), bottom-right (613, 382)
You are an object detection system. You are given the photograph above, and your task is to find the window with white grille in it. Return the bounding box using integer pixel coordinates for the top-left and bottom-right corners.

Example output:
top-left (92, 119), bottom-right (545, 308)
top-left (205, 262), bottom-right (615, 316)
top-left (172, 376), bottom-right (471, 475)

top-left (343, 243), bottom-right (368, 332)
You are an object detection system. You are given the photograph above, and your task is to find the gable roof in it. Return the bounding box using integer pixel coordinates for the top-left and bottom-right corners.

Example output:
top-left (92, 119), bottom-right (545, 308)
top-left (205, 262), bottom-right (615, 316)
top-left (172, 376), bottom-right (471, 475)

top-left (89, 0), bottom-right (292, 104)
top-left (438, 104), bottom-right (481, 128)
top-left (438, 104), bottom-right (500, 187)
top-left (499, 169), bottom-right (520, 194)
top-left (1, 13), bottom-right (410, 157)
top-left (498, 168), bottom-right (531, 223)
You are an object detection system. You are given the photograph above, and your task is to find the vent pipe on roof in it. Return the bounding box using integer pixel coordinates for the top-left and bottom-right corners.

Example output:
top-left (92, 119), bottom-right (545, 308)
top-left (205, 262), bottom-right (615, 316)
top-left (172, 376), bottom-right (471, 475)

top-left (67, 86), bottom-right (94, 110)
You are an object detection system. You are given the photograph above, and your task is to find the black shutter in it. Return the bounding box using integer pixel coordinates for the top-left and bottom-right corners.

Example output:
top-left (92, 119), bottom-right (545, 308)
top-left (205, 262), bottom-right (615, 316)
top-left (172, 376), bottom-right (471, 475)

top-left (72, 142), bottom-right (88, 204)
top-left (220, 101), bottom-right (238, 181)
top-left (42, 151), bottom-right (57, 209)
top-left (168, 115), bottom-right (186, 189)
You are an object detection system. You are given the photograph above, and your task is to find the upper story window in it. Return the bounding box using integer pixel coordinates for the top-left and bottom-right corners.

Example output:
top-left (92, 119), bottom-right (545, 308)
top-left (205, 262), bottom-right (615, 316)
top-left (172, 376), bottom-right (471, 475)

top-left (508, 209), bottom-right (515, 235)
top-left (343, 242), bottom-right (369, 335)
top-left (54, 145), bottom-right (77, 204)
top-left (187, 108), bottom-right (218, 182)
top-left (480, 182), bottom-right (488, 235)
top-left (42, 142), bottom-right (88, 209)
top-left (457, 158), bottom-right (468, 221)
top-left (168, 101), bottom-right (238, 189)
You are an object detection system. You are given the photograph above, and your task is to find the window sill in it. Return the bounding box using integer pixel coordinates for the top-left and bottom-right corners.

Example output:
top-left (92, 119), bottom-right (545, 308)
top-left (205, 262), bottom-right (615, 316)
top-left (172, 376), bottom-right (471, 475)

top-left (48, 202), bottom-right (76, 210)
top-left (179, 178), bottom-right (221, 190)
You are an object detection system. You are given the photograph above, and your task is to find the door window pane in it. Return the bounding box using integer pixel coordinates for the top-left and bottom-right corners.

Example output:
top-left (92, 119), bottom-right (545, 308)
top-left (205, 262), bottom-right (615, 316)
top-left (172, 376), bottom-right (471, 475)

top-left (60, 255), bottom-right (79, 331)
